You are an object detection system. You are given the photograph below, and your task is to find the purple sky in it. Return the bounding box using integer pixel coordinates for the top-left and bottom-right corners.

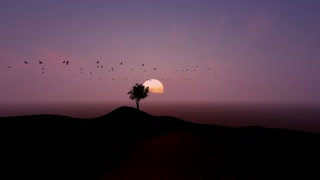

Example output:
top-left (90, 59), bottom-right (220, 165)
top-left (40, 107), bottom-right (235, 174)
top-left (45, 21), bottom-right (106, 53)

top-left (1, 0), bottom-right (320, 106)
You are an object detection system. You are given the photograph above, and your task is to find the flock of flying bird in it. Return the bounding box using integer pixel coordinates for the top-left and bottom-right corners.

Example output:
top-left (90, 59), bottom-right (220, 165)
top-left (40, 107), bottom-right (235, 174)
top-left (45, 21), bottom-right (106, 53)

top-left (6, 59), bottom-right (230, 83)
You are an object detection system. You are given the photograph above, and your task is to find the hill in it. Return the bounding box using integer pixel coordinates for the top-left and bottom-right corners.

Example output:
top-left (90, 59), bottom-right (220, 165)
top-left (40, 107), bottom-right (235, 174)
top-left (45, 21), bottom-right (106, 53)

top-left (0, 106), bottom-right (319, 179)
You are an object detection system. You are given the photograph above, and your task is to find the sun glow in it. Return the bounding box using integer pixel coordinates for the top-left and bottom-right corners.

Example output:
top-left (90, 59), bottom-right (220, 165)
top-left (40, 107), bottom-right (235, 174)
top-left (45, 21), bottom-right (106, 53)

top-left (143, 79), bottom-right (164, 94)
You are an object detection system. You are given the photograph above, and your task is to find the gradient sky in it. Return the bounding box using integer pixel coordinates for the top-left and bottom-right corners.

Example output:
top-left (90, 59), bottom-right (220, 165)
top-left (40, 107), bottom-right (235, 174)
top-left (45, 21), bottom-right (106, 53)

top-left (1, 0), bottom-right (320, 106)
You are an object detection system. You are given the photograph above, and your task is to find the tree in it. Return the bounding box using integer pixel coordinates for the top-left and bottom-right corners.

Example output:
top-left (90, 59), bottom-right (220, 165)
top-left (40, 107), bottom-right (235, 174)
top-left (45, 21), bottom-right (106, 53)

top-left (127, 83), bottom-right (149, 110)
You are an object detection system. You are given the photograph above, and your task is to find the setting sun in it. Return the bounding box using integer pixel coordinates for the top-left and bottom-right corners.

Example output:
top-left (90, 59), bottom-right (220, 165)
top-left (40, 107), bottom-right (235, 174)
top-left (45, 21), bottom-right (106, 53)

top-left (143, 79), bottom-right (164, 94)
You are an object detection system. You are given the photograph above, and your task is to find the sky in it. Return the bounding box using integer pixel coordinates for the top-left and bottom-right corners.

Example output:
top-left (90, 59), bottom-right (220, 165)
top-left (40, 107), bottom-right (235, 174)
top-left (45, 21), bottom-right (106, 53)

top-left (1, 0), bottom-right (320, 107)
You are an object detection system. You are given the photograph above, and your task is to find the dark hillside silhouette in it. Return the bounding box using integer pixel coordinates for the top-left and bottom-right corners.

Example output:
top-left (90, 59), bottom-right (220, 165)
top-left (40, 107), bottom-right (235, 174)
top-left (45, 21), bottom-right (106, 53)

top-left (0, 106), bottom-right (319, 179)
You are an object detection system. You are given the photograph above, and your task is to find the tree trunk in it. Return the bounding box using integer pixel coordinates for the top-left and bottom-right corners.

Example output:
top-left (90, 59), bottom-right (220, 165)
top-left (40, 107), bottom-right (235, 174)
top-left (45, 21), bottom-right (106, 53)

top-left (136, 100), bottom-right (139, 110)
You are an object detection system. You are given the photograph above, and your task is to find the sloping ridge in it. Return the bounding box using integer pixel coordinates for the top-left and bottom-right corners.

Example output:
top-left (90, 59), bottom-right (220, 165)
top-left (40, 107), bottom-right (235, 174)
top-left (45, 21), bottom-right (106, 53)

top-left (94, 106), bottom-right (192, 139)
top-left (102, 106), bottom-right (152, 118)
top-left (1, 106), bottom-right (320, 179)
top-left (0, 106), bottom-right (195, 180)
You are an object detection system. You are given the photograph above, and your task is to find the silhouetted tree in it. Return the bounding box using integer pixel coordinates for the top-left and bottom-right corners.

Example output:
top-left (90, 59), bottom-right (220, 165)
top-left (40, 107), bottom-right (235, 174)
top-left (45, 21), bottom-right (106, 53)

top-left (127, 83), bottom-right (149, 110)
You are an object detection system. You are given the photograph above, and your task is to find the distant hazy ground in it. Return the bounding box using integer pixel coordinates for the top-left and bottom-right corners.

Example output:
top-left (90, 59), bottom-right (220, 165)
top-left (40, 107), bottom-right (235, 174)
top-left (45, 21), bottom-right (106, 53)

top-left (1, 102), bottom-right (320, 133)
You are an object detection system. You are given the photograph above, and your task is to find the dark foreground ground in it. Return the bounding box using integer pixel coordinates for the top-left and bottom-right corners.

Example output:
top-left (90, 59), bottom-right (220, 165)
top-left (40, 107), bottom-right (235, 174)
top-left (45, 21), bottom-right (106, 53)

top-left (1, 106), bottom-right (320, 179)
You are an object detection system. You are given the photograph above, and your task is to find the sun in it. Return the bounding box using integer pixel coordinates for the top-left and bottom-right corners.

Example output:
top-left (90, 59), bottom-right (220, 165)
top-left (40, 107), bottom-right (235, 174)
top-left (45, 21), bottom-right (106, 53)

top-left (143, 79), bottom-right (164, 94)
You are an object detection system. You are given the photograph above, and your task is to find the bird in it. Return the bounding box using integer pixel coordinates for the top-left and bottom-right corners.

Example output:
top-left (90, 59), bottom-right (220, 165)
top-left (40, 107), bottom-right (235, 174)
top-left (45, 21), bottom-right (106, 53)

top-left (120, 62), bottom-right (123, 65)
top-left (39, 61), bottom-right (43, 64)
top-left (24, 61), bottom-right (29, 64)
top-left (62, 61), bottom-right (66, 64)
top-left (153, 68), bottom-right (157, 70)
top-left (8, 66), bottom-right (11, 69)
top-left (65, 61), bottom-right (69, 65)
top-left (100, 65), bottom-right (103, 68)
top-left (96, 61), bottom-right (99, 64)
top-left (142, 64), bottom-right (144, 66)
